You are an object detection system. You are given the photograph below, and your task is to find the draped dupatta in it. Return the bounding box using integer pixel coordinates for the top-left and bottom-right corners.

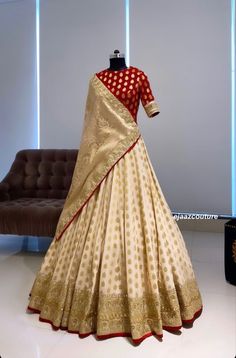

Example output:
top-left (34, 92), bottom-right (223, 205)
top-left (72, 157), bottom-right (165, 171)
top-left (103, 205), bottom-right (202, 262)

top-left (54, 74), bottom-right (141, 241)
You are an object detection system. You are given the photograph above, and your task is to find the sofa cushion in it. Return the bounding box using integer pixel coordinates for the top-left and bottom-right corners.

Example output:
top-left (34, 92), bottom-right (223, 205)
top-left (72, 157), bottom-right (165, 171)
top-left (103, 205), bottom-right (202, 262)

top-left (0, 198), bottom-right (65, 237)
top-left (1, 149), bottom-right (78, 200)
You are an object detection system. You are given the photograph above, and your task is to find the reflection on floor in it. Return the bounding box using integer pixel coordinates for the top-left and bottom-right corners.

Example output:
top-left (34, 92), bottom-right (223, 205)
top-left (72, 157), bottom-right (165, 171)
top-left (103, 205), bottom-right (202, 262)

top-left (0, 231), bottom-right (235, 358)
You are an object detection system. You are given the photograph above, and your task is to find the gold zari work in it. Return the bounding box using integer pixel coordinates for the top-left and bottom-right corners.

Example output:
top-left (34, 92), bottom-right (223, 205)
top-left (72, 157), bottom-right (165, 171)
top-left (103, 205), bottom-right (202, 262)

top-left (29, 272), bottom-right (201, 339)
top-left (144, 100), bottom-right (160, 117)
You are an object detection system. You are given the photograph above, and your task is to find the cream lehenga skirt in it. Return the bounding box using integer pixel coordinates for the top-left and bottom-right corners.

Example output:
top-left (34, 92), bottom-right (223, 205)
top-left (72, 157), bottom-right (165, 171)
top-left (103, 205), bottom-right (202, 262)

top-left (27, 135), bottom-right (203, 344)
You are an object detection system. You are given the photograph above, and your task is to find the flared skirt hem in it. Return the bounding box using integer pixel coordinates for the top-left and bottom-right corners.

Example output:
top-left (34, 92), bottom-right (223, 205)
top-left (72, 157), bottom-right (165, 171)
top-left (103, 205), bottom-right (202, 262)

top-left (26, 305), bottom-right (203, 345)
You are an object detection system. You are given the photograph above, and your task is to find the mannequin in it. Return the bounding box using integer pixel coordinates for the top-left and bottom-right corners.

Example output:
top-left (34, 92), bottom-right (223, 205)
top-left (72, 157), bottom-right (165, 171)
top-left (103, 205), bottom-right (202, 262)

top-left (107, 49), bottom-right (159, 117)
top-left (26, 48), bottom-right (202, 344)
top-left (107, 49), bottom-right (128, 71)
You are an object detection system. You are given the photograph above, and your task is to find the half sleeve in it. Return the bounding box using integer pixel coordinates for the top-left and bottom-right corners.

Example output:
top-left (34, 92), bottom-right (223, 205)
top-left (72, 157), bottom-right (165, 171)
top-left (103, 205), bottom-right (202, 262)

top-left (139, 71), bottom-right (160, 118)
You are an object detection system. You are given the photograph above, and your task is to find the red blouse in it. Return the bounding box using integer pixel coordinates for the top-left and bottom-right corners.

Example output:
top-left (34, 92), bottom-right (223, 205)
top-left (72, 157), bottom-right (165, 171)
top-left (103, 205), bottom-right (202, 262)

top-left (95, 66), bottom-right (160, 123)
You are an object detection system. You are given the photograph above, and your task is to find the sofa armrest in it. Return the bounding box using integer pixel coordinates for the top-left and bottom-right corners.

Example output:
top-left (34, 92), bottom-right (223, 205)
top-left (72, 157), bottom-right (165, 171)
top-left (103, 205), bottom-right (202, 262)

top-left (0, 182), bottom-right (10, 201)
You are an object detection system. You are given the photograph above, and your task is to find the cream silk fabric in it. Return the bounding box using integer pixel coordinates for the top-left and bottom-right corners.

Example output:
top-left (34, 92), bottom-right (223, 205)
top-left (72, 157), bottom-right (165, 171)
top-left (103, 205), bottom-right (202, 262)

top-left (27, 74), bottom-right (203, 343)
top-left (54, 74), bottom-right (141, 241)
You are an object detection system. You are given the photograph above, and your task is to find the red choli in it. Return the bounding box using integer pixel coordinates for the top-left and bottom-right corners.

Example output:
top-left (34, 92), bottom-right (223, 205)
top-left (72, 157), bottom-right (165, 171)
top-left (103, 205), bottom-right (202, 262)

top-left (95, 66), bottom-right (160, 122)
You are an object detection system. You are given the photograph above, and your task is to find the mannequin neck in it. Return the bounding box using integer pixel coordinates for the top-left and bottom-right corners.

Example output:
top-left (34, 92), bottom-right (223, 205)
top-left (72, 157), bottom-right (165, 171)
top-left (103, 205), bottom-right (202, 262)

top-left (108, 57), bottom-right (127, 71)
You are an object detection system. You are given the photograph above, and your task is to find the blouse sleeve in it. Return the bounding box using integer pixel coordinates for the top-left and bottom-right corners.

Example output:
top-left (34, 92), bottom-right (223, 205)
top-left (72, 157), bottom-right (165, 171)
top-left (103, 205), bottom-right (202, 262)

top-left (139, 71), bottom-right (160, 118)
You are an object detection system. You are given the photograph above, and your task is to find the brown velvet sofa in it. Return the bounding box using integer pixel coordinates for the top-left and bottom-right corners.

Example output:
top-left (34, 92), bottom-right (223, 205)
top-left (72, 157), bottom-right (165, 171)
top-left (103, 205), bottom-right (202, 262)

top-left (0, 149), bottom-right (78, 237)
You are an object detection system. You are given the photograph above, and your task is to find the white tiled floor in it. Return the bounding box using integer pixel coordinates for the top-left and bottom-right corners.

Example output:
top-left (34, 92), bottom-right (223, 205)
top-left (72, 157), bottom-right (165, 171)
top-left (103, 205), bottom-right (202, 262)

top-left (0, 231), bottom-right (235, 358)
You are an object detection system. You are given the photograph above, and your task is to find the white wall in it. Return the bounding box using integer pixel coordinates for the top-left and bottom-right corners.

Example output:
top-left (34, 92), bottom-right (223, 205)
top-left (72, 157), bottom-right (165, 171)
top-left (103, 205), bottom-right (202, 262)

top-left (0, 0), bottom-right (37, 181)
top-left (130, 0), bottom-right (232, 215)
top-left (40, 0), bottom-right (126, 149)
top-left (0, 0), bottom-right (233, 216)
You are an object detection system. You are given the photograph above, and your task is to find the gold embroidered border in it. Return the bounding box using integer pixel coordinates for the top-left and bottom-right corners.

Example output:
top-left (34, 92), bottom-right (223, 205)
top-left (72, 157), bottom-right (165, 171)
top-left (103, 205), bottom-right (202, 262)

top-left (28, 272), bottom-right (202, 340)
top-left (54, 75), bottom-right (141, 240)
top-left (144, 100), bottom-right (160, 118)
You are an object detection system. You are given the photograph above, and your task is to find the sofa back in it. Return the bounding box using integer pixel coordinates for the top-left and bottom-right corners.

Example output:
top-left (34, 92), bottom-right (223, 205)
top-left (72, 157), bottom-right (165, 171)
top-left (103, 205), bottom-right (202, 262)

top-left (1, 149), bottom-right (78, 199)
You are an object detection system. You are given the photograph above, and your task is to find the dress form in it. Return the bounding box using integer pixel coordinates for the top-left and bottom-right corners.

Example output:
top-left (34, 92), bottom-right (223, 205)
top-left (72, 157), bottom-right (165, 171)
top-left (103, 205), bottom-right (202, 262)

top-left (107, 49), bottom-right (128, 71)
top-left (106, 49), bottom-right (159, 118)
top-left (26, 47), bottom-right (202, 344)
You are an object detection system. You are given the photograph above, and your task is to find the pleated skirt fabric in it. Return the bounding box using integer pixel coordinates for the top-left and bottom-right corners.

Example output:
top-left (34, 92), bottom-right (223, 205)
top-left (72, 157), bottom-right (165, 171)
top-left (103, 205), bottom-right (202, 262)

top-left (27, 135), bottom-right (203, 344)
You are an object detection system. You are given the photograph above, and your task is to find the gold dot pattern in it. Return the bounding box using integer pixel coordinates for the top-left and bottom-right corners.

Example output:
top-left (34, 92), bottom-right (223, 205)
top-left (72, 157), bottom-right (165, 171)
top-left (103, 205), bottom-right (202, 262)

top-left (28, 136), bottom-right (201, 325)
top-left (96, 66), bottom-right (156, 123)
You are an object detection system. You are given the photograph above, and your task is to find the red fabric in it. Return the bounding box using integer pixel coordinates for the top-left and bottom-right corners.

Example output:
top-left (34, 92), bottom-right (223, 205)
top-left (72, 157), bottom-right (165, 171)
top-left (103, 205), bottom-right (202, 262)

top-left (96, 66), bottom-right (156, 122)
top-left (26, 305), bottom-right (203, 345)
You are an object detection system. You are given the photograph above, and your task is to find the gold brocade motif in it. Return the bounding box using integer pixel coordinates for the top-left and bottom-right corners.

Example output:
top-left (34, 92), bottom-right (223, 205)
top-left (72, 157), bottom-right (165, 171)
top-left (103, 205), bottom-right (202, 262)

top-left (144, 100), bottom-right (160, 117)
top-left (54, 74), bottom-right (141, 241)
top-left (28, 272), bottom-right (202, 339)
